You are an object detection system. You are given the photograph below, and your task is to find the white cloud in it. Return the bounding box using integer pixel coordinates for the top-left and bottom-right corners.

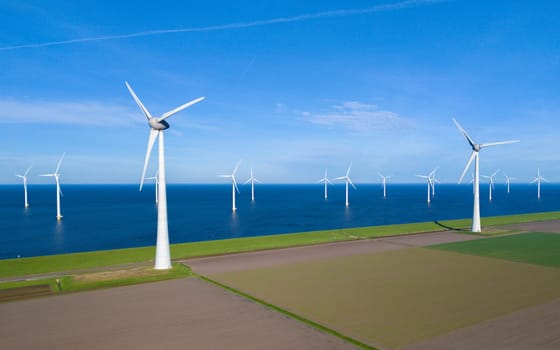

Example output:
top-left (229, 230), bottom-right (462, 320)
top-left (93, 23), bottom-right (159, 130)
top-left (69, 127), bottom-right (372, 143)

top-left (303, 101), bottom-right (413, 134)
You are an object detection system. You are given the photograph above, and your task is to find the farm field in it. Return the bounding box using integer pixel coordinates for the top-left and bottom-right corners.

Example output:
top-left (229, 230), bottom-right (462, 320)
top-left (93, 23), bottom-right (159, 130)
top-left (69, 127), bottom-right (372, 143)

top-left (209, 242), bottom-right (560, 349)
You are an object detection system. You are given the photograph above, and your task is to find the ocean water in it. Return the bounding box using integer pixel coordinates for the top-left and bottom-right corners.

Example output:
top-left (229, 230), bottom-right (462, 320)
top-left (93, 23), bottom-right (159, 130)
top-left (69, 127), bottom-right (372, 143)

top-left (2, 183), bottom-right (559, 260)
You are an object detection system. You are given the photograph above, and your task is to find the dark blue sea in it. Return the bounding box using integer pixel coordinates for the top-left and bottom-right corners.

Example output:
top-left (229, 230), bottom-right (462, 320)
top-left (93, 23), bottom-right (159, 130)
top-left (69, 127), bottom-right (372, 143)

top-left (2, 183), bottom-right (559, 260)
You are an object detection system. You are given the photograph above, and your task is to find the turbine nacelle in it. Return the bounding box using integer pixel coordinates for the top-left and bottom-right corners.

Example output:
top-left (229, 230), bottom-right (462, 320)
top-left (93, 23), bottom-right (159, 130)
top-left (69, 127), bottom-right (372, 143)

top-left (149, 118), bottom-right (170, 130)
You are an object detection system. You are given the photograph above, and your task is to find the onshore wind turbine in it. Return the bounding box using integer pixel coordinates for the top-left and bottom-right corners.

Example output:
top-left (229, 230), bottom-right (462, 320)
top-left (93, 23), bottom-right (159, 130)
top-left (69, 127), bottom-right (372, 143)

top-left (453, 118), bottom-right (519, 232)
top-left (126, 81), bottom-right (204, 270)
top-left (318, 169), bottom-right (332, 199)
top-left (530, 168), bottom-right (548, 200)
top-left (416, 172), bottom-right (433, 204)
top-left (218, 161), bottom-right (241, 211)
top-left (481, 169), bottom-right (500, 201)
top-left (40, 153), bottom-right (65, 220)
top-left (145, 170), bottom-right (159, 204)
top-left (504, 173), bottom-right (515, 194)
top-left (244, 168), bottom-right (260, 201)
top-left (378, 173), bottom-right (391, 198)
top-left (335, 163), bottom-right (356, 207)
top-left (15, 166), bottom-right (32, 208)
top-left (429, 167), bottom-right (439, 197)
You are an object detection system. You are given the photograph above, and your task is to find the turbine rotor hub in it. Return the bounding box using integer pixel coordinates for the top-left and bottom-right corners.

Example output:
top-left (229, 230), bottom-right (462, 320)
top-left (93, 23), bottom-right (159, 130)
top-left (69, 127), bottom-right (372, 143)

top-left (149, 118), bottom-right (170, 130)
top-left (474, 144), bottom-right (481, 152)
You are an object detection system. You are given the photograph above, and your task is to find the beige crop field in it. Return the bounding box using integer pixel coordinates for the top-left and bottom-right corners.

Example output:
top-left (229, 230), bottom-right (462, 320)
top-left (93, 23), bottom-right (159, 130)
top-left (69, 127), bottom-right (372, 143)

top-left (210, 247), bottom-right (560, 349)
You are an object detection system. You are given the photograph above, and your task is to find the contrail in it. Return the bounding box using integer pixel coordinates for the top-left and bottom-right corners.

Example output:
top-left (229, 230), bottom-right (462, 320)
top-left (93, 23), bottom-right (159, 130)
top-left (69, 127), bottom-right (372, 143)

top-left (0, 0), bottom-right (446, 51)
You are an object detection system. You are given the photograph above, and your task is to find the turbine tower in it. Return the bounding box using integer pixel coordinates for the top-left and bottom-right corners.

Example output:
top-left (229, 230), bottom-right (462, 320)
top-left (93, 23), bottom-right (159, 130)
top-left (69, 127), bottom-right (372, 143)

top-left (218, 161), bottom-right (241, 211)
top-left (504, 173), bottom-right (515, 194)
top-left (40, 153), bottom-right (65, 220)
top-left (481, 169), bottom-right (500, 201)
top-left (335, 163), bottom-right (356, 207)
top-left (318, 168), bottom-right (332, 199)
top-left (15, 166), bottom-right (32, 208)
top-left (145, 170), bottom-right (159, 204)
top-left (126, 81), bottom-right (204, 270)
top-left (416, 173), bottom-right (433, 204)
top-left (378, 173), bottom-right (391, 198)
top-left (244, 168), bottom-right (260, 201)
top-left (453, 118), bottom-right (519, 232)
top-left (530, 168), bottom-right (548, 200)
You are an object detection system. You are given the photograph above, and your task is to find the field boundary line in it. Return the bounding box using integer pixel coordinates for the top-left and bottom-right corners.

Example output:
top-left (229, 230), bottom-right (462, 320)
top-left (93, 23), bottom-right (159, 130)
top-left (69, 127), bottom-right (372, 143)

top-left (195, 273), bottom-right (379, 350)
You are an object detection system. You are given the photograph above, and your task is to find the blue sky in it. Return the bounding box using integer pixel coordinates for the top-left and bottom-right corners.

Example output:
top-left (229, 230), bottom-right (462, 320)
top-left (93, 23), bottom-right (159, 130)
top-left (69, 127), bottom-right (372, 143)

top-left (1, 0), bottom-right (559, 184)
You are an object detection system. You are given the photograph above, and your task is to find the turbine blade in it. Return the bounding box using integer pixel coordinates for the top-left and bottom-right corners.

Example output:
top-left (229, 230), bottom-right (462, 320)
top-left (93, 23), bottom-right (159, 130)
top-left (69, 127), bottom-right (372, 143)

top-left (125, 81), bottom-right (153, 120)
top-left (458, 151), bottom-right (476, 184)
top-left (530, 178), bottom-right (538, 184)
top-left (492, 169), bottom-right (500, 177)
top-left (334, 176), bottom-right (346, 180)
top-left (24, 166), bottom-right (32, 176)
top-left (480, 140), bottom-right (520, 148)
top-left (217, 175), bottom-right (230, 178)
top-left (157, 96), bottom-right (205, 122)
top-left (55, 153), bottom-right (65, 174)
top-left (452, 118), bottom-right (477, 149)
top-left (254, 178), bottom-right (262, 184)
top-left (346, 162), bottom-right (352, 177)
top-left (244, 178), bottom-right (251, 184)
top-left (378, 172), bottom-right (384, 179)
top-left (326, 179), bottom-right (333, 184)
top-left (140, 129), bottom-right (159, 191)
top-left (40, 173), bottom-right (55, 177)
top-left (232, 160), bottom-right (241, 176)
top-left (348, 178), bottom-right (357, 190)
top-left (233, 177), bottom-right (240, 193)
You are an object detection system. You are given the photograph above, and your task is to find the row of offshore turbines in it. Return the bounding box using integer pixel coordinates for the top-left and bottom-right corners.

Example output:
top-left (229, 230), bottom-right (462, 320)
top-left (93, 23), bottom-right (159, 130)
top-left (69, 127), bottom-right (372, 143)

top-left (13, 83), bottom-right (531, 270)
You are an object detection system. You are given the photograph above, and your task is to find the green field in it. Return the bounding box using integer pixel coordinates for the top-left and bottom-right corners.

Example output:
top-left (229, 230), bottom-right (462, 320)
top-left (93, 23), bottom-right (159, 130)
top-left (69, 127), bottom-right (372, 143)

top-left (432, 232), bottom-right (560, 267)
top-left (1, 211), bottom-right (559, 279)
top-left (210, 246), bottom-right (560, 349)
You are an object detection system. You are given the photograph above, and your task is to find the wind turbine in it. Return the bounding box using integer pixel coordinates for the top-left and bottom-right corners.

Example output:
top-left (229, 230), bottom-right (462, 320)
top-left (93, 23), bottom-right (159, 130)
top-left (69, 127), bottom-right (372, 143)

top-left (244, 168), bottom-right (261, 201)
top-left (453, 118), bottom-right (519, 232)
top-left (40, 153), bottom-right (65, 220)
top-left (416, 172), bottom-right (433, 204)
top-left (145, 170), bottom-right (159, 204)
top-left (218, 161), bottom-right (241, 211)
top-left (15, 166), bottom-right (32, 208)
top-left (126, 81), bottom-right (204, 270)
top-left (318, 168), bottom-right (332, 199)
top-left (335, 163), bottom-right (356, 207)
top-left (530, 168), bottom-right (548, 200)
top-left (428, 167), bottom-right (439, 197)
top-left (378, 173), bottom-right (391, 198)
top-left (504, 173), bottom-right (515, 194)
top-left (481, 169), bottom-right (500, 201)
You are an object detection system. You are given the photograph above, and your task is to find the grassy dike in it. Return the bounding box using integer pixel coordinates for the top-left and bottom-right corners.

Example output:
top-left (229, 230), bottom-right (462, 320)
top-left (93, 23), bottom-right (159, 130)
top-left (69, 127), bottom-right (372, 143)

top-left (1, 211), bottom-right (559, 279)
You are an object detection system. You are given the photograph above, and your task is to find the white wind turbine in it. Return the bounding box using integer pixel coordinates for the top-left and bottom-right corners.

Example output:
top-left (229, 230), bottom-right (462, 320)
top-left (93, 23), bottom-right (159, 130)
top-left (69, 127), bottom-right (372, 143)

top-left (335, 163), bottom-right (356, 207)
top-left (244, 168), bottom-right (261, 201)
top-left (318, 168), bottom-right (332, 199)
top-left (530, 168), bottom-right (548, 200)
top-left (416, 172), bottom-right (433, 204)
top-left (145, 170), bottom-right (159, 204)
top-left (218, 161), bottom-right (241, 211)
top-left (378, 173), bottom-right (391, 198)
top-left (504, 173), bottom-right (515, 194)
top-left (15, 166), bottom-right (32, 208)
top-left (481, 169), bottom-right (500, 201)
top-left (40, 153), bottom-right (65, 220)
top-left (126, 81), bottom-right (204, 270)
top-left (429, 167), bottom-right (440, 197)
top-left (453, 118), bottom-right (519, 232)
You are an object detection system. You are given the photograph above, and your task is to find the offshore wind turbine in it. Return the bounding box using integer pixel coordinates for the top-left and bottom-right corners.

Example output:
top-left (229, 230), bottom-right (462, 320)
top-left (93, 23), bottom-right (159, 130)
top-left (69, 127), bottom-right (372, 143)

top-left (416, 173), bottom-right (433, 204)
top-left (15, 166), bottom-right (32, 208)
top-left (453, 118), bottom-right (519, 232)
top-left (530, 168), bottom-right (548, 200)
top-left (40, 154), bottom-right (65, 220)
top-left (145, 170), bottom-right (159, 204)
top-left (481, 169), bottom-right (500, 201)
top-left (335, 163), bottom-right (356, 207)
top-left (504, 173), bottom-right (515, 194)
top-left (126, 81), bottom-right (204, 270)
top-left (378, 173), bottom-right (391, 198)
top-left (244, 168), bottom-right (261, 201)
top-left (318, 168), bottom-right (332, 199)
top-left (218, 161), bottom-right (241, 211)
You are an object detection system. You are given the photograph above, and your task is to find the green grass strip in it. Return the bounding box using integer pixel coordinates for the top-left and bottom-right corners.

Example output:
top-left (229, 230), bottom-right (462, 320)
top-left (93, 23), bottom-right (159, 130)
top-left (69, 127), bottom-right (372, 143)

top-left (196, 274), bottom-right (377, 350)
top-left (431, 232), bottom-right (560, 268)
top-left (2, 211), bottom-right (560, 278)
